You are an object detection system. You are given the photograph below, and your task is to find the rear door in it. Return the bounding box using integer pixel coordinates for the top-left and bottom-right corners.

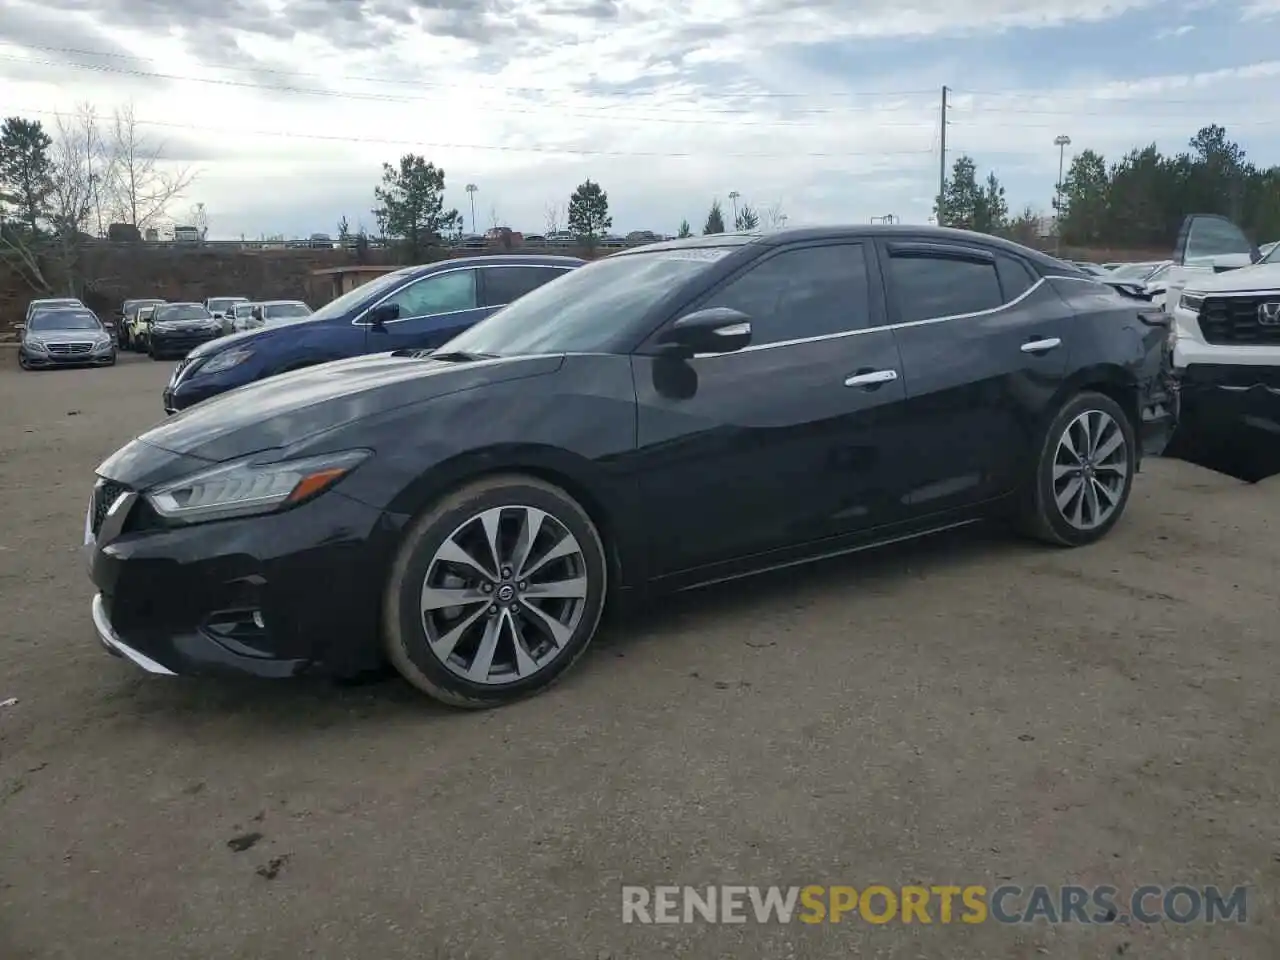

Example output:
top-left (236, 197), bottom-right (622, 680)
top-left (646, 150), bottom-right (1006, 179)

top-left (882, 239), bottom-right (1073, 515)
top-left (361, 267), bottom-right (487, 353)
top-left (478, 265), bottom-right (574, 312)
top-left (632, 240), bottom-right (911, 577)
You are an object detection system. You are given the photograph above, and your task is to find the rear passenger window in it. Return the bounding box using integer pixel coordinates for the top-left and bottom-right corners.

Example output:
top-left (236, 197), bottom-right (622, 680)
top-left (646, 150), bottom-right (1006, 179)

top-left (889, 255), bottom-right (1003, 324)
top-left (701, 244), bottom-right (873, 345)
top-left (483, 266), bottom-right (567, 307)
top-left (996, 254), bottom-right (1035, 301)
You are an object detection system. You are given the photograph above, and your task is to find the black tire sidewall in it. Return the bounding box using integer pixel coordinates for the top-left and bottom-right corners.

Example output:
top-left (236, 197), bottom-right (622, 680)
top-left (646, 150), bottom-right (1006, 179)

top-left (1035, 391), bottom-right (1136, 546)
top-left (389, 480), bottom-right (607, 705)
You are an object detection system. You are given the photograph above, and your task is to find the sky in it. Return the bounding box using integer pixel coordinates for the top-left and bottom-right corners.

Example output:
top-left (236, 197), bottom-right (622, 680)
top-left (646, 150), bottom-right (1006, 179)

top-left (2, 0), bottom-right (1279, 240)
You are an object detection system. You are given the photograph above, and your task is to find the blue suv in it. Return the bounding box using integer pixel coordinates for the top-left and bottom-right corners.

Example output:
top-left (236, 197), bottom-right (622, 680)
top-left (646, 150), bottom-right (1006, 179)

top-left (162, 254), bottom-right (584, 412)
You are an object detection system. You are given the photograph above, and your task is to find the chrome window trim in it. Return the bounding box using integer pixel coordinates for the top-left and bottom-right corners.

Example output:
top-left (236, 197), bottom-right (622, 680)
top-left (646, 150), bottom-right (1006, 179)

top-left (722, 272), bottom-right (1061, 356)
top-left (350, 263), bottom-right (574, 327)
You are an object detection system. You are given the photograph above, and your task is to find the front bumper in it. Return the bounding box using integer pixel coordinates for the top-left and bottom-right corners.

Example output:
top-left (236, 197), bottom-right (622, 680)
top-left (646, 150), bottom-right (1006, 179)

top-left (1176, 364), bottom-right (1280, 436)
top-left (86, 486), bottom-right (396, 678)
top-left (21, 345), bottom-right (115, 367)
top-left (151, 329), bottom-right (222, 357)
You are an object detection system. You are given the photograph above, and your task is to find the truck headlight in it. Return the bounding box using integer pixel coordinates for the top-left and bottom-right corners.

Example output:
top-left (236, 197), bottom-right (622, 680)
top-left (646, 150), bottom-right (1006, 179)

top-left (1178, 292), bottom-right (1205, 313)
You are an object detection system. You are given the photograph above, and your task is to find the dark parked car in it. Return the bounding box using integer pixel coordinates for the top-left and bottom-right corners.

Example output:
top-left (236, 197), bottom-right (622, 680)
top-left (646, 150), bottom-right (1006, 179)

top-left (148, 303), bottom-right (223, 359)
top-left (85, 226), bottom-right (1176, 707)
top-left (117, 298), bottom-right (166, 349)
top-left (18, 308), bottom-right (116, 369)
top-left (161, 254), bottom-right (584, 413)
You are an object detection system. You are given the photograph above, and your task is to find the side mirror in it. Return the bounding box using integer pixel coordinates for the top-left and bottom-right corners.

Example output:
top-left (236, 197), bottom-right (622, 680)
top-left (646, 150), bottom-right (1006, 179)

top-left (657, 307), bottom-right (752, 356)
top-left (366, 302), bottom-right (401, 329)
top-left (14, 323), bottom-right (25, 331)
top-left (103, 323), bottom-right (115, 333)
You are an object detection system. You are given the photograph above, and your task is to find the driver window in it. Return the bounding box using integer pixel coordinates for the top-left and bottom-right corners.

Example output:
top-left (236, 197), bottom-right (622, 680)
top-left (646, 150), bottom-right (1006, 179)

top-left (384, 270), bottom-right (478, 319)
top-left (1185, 217), bottom-right (1252, 260)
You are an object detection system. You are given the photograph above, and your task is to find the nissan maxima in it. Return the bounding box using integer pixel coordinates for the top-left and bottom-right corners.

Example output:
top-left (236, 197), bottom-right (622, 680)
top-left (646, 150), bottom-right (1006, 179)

top-left (85, 226), bottom-right (1177, 707)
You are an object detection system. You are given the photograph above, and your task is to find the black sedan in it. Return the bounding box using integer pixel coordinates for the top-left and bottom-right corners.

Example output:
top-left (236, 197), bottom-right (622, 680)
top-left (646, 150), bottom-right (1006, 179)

top-left (148, 302), bottom-right (223, 359)
top-left (85, 226), bottom-right (1177, 707)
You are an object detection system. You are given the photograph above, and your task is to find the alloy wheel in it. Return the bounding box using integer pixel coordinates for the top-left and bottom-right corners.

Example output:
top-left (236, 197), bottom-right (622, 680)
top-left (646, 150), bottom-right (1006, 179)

top-left (1052, 409), bottom-right (1128, 531)
top-left (420, 505), bottom-right (589, 685)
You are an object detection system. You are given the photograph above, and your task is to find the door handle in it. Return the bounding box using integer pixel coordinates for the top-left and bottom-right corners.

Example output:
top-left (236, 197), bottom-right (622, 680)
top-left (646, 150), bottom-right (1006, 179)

top-left (844, 369), bottom-right (898, 388)
top-left (1021, 337), bottom-right (1062, 354)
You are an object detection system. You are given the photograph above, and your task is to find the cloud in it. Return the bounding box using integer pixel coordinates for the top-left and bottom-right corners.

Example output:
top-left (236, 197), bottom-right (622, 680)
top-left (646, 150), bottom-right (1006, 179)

top-left (1155, 24), bottom-right (1195, 38)
top-left (2, 0), bottom-right (1276, 241)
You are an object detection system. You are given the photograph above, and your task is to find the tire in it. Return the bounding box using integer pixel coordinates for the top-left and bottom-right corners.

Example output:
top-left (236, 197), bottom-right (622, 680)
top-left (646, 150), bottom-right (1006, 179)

top-left (18, 353), bottom-right (29, 370)
top-left (383, 474), bottom-right (608, 708)
top-left (1020, 390), bottom-right (1137, 547)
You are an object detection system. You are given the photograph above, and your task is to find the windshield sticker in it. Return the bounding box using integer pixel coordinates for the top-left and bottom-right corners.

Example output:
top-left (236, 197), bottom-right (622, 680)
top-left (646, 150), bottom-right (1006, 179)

top-left (655, 248), bottom-right (733, 263)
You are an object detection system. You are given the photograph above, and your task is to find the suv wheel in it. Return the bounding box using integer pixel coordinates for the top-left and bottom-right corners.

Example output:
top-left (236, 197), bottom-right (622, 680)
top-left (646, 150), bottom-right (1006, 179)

top-left (383, 475), bottom-right (608, 708)
top-left (1021, 391), bottom-right (1136, 546)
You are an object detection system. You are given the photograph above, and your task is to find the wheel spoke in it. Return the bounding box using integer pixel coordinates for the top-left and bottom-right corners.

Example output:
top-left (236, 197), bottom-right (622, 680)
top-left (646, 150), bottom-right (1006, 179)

top-left (1091, 476), bottom-right (1118, 507)
top-left (1082, 411), bottom-right (1099, 458)
top-left (518, 596), bottom-right (573, 648)
top-left (420, 585), bottom-right (489, 612)
top-left (1052, 461), bottom-right (1077, 481)
top-left (1084, 475), bottom-right (1102, 526)
top-left (509, 508), bottom-right (546, 579)
top-left (1094, 461), bottom-right (1128, 477)
top-left (1055, 475), bottom-right (1083, 512)
top-left (429, 603), bottom-right (489, 661)
top-left (435, 539), bottom-right (496, 582)
top-left (507, 611), bottom-right (540, 678)
top-left (523, 576), bottom-right (588, 600)
top-left (478, 508), bottom-right (504, 576)
top-left (466, 614), bottom-right (502, 681)
top-left (521, 535), bottom-right (581, 580)
top-left (1094, 425), bottom-right (1124, 463)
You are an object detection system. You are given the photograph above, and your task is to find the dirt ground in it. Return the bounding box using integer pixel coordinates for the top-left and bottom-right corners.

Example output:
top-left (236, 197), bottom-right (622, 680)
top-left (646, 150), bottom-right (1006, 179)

top-left (1, 353), bottom-right (1277, 959)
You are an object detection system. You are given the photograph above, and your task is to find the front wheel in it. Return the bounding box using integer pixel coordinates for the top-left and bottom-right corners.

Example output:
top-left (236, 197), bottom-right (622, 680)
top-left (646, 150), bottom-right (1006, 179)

top-left (1020, 391), bottom-right (1136, 546)
top-left (383, 475), bottom-right (608, 708)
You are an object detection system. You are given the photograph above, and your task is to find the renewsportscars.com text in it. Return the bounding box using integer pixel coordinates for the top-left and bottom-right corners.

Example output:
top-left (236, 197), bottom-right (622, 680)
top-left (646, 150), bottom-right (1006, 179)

top-left (621, 884), bottom-right (1248, 925)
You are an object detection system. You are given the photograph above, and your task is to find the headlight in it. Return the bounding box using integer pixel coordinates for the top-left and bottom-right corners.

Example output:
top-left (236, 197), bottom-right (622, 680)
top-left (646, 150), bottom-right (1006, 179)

top-left (198, 347), bottom-right (255, 375)
top-left (146, 450), bottom-right (371, 524)
top-left (1179, 292), bottom-right (1205, 313)
top-left (153, 322), bottom-right (174, 333)
top-left (25, 339), bottom-right (47, 352)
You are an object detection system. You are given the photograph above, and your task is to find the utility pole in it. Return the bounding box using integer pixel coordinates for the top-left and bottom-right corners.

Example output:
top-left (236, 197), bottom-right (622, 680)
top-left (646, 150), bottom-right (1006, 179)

top-left (938, 85), bottom-right (948, 227)
top-left (465, 183), bottom-right (478, 234)
top-left (1053, 135), bottom-right (1071, 255)
top-left (728, 190), bottom-right (740, 227)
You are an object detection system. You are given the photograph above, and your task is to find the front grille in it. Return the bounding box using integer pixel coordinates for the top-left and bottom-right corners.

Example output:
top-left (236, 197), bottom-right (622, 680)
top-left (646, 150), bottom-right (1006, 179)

top-left (1199, 296), bottom-right (1280, 346)
top-left (92, 479), bottom-right (131, 535)
top-left (46, 341), bottom-right (93, 355)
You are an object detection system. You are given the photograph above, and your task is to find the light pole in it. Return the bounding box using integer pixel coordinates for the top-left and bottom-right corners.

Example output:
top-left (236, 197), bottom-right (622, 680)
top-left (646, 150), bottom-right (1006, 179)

top-left (728, 190), bottom-right (740, 228)
top-left (1053, 135), bottom-right (1071, 253)
top-left (465, 183), bottom-right (478, 234)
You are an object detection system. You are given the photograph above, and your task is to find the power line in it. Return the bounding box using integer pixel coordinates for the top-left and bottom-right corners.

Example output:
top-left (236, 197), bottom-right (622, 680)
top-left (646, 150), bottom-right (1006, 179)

top-left (14, 106), bottom-right (938, 159)
top-left (952, 86), bottom-right (1275, 106)
top-left (0, 40), bottom-right (939, 99)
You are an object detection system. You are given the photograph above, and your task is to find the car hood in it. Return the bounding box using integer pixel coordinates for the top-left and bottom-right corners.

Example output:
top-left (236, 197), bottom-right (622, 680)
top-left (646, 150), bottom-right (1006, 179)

top-left (1185, 261), bottom-right (1280, 293)
top-left (26, 329), bottom-right (104, 342)
top-left (131, 351), bottom-right (566, 463)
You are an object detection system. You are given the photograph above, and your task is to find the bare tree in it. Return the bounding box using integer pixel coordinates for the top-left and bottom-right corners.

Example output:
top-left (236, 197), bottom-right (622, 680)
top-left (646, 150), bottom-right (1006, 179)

top-left (106, 102), bottom-right (196, 230)
top-left (544, 202), bottom-right (563, 236)
top-left (760, 200), bottom-right (788, 230)
top-left (488, 204), bottom-right (502, 232)
top-left (71, 102), bottom-right (114, 238)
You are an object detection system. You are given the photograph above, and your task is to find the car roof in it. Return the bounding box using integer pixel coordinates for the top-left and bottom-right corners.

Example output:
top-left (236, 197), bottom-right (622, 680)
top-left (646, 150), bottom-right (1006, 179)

top-left (259, 299), bottom-right (308, 306)
top-left (159, 302), bottom-right (206, 309)
top-left (403, 254), bottom-right (586, 277)
top-left (609, 224), bottom-right (1069, 270)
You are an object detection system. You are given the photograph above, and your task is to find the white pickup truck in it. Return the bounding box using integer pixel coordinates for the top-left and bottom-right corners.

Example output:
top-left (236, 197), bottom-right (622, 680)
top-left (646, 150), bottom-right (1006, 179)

top-left (1146, 214), bottom-right (1279, 463)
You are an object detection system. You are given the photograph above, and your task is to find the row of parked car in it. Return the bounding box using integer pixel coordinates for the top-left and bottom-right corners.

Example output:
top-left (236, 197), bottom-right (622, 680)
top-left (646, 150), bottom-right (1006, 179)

top-left (117, 297), bottom-right (312, 359)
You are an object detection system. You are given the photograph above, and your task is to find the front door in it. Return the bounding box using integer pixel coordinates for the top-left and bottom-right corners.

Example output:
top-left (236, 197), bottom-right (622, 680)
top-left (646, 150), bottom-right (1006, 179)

top-left (881, 239), bottom-right (1072, 515)
top-left (631, 240), bottom-right (910, 579)
top-left (362, 267), bottom-right (490, 354)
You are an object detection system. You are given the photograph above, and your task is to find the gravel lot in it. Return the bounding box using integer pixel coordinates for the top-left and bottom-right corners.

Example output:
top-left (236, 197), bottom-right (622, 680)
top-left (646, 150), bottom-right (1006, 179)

top-left (1, 353), bottom-right (1278, 959)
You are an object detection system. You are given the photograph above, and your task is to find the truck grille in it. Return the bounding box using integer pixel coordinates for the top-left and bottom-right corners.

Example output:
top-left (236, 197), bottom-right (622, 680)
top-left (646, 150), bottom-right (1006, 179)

top-left (92, 479), bottom-right (131, 535)
top-left (1198, 296), bottom-right (1280, 346)
top-left (46, 342), bottom-right (93, 355)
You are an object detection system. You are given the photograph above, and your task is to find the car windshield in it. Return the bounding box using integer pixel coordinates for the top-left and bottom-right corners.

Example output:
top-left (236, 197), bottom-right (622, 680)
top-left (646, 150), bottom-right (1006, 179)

top-left (1260, 243), bottom-right (1280, 265)
top-left (443, 249), bottom-right (734, 356)
top-left (29, 311), bottom-right (100, 331)
top-left (157, 305), bottom-right (212, 321)
top-left (265, 303), bottom-right (311, 319)
top-left (307, 270), bottom-right (415, 323)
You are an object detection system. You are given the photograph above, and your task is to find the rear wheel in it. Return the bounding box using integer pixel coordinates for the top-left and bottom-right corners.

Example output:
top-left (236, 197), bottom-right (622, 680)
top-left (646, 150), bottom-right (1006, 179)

top-left (383, 475), bottom-right (608, 708)
top-left (1020, 391), bottom-right (1136, 546)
